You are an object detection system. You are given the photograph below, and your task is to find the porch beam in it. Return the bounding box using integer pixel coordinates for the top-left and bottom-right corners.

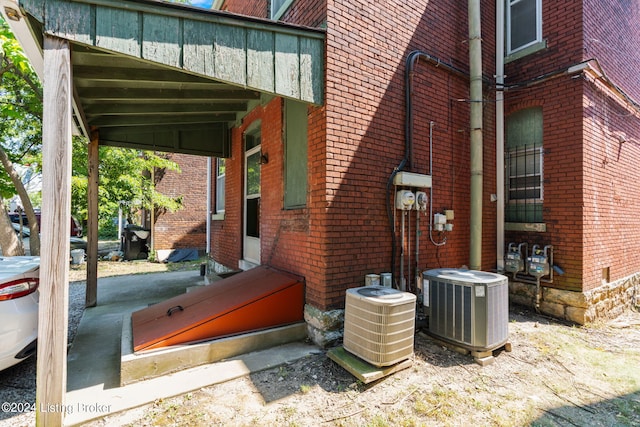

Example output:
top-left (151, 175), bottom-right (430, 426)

top-left (88, 113), bottom-right (236, 127)
top-left (76, 87), bottom-right (261, 101)
top-left (83, 102), bottom-right (248, 116)
top-left (36, 34), bottom-right (72, 426)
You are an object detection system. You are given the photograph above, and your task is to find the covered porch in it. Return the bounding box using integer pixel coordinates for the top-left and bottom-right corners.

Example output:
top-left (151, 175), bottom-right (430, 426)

top-left (1, 0), bottom-right (323, 424)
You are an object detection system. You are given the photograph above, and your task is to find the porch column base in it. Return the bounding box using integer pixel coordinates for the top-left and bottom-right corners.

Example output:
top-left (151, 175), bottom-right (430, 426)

top-left (304, 304), bottom-right (344, 348)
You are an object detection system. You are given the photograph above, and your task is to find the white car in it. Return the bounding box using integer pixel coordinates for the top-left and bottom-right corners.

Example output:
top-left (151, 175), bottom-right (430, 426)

top-left (0, 256), bottom-right (39, 371)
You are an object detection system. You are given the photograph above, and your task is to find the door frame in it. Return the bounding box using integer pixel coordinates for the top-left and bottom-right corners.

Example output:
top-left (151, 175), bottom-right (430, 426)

top-left (242, 127), bottom-right (261, 267)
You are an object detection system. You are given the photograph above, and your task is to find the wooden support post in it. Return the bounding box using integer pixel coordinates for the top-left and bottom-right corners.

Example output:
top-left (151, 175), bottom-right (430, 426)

top-left (86, 130), bottom-right (99, 307)
top-left (36, 35), bottom-right (72, 427)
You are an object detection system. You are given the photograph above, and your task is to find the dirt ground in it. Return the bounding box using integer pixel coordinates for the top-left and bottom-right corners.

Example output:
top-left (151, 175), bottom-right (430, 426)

top-left (72, 261), bottom-right (640, 427)
top-left (12, 260), bottom-right (639, 427)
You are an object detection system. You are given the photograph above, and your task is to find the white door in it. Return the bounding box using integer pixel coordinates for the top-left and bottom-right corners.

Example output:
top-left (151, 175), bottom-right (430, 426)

top-left (243, 133), bottom-right (261, 265)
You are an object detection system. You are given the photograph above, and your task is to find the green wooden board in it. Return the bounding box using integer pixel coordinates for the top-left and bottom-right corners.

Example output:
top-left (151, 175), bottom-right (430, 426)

top-left (327, 347), bottom-right (412, 384)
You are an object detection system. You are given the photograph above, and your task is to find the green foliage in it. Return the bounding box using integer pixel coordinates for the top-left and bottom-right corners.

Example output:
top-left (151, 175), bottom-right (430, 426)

top-left (0, 16), bottom-right (43, 200)
top-left (71, 139), bottom-right (183, 236)
top-left (3, 16), bottom-right (182, 238)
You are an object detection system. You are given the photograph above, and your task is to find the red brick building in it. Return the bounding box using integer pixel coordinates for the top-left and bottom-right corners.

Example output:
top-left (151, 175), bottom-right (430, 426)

top-left (206, 0), bottom-right (639, 342)
top-left (152, 153), bottom-right (208, 255)
top-left (502, 0), bottom-right (640, 321)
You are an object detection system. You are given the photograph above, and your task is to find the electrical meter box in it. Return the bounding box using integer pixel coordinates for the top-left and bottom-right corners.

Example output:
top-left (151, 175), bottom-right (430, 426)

top-left (415, 191), bottom-right (428, 211)
top-left (396, 190), bottom-right (415, 210)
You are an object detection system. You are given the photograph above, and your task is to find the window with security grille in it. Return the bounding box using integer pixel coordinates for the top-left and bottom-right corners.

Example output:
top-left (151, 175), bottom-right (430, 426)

top-left (506, 107), bottom-right (543, 223)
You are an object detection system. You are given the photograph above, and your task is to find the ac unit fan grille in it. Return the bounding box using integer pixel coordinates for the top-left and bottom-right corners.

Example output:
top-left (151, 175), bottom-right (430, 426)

top-left (425, 269), bottom-right (509, 352)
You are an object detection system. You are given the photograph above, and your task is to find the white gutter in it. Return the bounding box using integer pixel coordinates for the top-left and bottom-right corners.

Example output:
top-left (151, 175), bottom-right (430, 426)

top-left (496, 0), bottom-right (505, 272)
top-left (206, 157), bottom-right (212, 254)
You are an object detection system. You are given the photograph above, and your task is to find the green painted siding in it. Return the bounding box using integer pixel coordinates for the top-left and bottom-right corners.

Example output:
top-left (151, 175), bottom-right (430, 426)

top-left (26, 0), bottom-right (324, 105)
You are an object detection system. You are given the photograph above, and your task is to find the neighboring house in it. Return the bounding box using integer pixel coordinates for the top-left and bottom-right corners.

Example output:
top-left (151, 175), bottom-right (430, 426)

top-left (207, 0), bottom-right (640, 344)
top-left (150, 153), bottom-right (208, 255)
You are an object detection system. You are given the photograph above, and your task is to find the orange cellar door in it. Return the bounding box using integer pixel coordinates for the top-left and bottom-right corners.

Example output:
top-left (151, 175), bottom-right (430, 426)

top-left (131, 266), bottom-right (305, 352)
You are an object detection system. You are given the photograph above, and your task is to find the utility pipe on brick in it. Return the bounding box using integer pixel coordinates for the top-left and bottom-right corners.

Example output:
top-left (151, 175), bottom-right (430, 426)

top-left (496, 0), bottom-right (505, 272)
top-left (468, 0), bottom-right (483, 270)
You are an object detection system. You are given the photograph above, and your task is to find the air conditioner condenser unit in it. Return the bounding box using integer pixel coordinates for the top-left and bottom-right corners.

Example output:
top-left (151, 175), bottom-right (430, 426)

top-left (423, 269), bottom-right (509, 352)
top-left (343, 286), bottom-right (416, 367)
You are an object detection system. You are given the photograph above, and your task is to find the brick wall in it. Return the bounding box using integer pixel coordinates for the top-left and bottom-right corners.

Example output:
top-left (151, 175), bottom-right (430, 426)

top-left (318, 0), bottom-right (497, 309)
top-left (212, 0), bottom-right (500, 311)
top-left (584, 0), bottom-right (640, 102)
top-left (220, 0), bottom-right (325, 26)
top-left (504, 0), bottom-right (640, 299)
top-left (581, 1), bottom-right (640, 293)
top-left (505, 1), bottom-right (583, 84)
top-left (153, 153), bottom-right (208, 251)
top-left (219, 0), bottom-right (267, 17)
top-left (502, 1), bottom-right (585, 292)
top-left (581, 79), bottom-right (640, 292)
top-left (504, 77), bottom-right (585, 292)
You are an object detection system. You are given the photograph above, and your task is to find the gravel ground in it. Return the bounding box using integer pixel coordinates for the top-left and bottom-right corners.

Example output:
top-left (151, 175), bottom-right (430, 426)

top-left (0, 281), bottom-right (86, 426)
top-left (0, 257), bottom-right (201, 427)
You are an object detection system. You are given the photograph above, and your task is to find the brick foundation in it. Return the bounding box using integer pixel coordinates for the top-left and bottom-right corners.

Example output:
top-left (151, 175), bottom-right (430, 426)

top-left (510, 274), bottom-right (640, 324)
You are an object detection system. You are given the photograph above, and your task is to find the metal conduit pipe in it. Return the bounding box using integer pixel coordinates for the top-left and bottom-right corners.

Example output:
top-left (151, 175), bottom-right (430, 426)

top-left (496, 0), bottom-right (505, 272)
top-left (386, 51), bottom-right (469, 281)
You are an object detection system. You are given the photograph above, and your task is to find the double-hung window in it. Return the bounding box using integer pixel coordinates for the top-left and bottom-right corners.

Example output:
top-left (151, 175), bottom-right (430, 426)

top-left (270, 0), bottom-right (294, 19)
top-left (506, 107), bottom-right (544, 224)
top-left (506, 0), bottom-right (543, 55)
top-left (215, 158), bottom-right (225, 213)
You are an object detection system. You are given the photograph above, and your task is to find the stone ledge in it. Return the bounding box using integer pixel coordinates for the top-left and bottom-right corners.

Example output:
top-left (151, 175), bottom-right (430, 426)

top-left (509, 271), bottom-right (640, 325)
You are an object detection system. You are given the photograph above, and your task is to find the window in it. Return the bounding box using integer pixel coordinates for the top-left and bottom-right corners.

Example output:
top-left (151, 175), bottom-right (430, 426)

top-left (270, 0), bottom-right (293, 20)
top-left (215, 158), bottom-right (225, 213)
top-left (284, 99), bottom-right (308, 209)
top-left (506, 108), bottom-right (543, 223)
top-left (506, 0), bottom-right (542, 55)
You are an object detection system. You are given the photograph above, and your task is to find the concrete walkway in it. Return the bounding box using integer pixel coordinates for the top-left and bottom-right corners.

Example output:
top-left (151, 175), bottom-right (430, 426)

top-left (64, 270), bottom-right (318, 426)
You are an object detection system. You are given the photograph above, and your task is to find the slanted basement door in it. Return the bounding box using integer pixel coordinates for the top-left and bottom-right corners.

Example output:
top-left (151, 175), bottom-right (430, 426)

top-left (131, 266), bottom-right (305, 352)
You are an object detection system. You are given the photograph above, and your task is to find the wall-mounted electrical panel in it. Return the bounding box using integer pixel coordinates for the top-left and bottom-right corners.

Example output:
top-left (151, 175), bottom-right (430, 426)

top-left (393, 171), bottom-right (432, 188)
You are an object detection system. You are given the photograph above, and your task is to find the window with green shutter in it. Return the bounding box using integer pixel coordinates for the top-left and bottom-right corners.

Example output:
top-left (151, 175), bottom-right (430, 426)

top-left (284, 99), bottom-right (308, 209)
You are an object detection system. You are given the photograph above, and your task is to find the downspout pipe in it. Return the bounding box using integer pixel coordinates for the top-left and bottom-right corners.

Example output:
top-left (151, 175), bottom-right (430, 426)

top-left (206, 157), bottom-right (212, 254)
top-left (496, 0), bottom-right (505, 272)
top-left (468, 0), bottom-right (484, 270)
